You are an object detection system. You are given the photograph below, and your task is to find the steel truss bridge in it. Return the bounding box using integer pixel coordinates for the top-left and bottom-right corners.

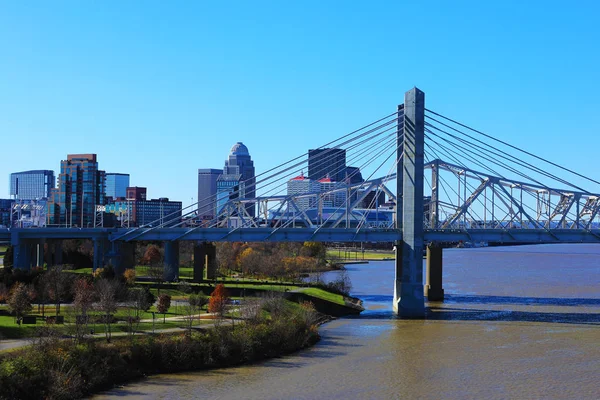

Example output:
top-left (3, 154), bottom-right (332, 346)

top-left (3, 87), bottom-right (600, 317)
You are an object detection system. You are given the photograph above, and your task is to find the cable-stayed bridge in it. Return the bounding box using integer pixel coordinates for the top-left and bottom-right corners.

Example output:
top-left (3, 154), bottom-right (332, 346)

top-left (3, 87), bottom-right (600, 317)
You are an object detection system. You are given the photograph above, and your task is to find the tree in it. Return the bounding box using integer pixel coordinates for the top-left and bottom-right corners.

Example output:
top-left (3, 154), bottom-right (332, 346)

top-left (208, 284), bottom-right (230, 319)
top-left (181, 296), bottom-right (200, 335)
top-left (73, 278), bottom-right (95, 338)
top-left (0, 283), bottom-right (8, 303)
top-left (125, 287), bottom-right (152, 335)
top-left (123, 269), bottom-right (136, 286)
top-left (45, 266), bottom-right (72, 315)
top-left (7, 282), bottom-right (32, 322)
top-left (94, 278), bottom-right (120, 342)
top-left (189, 292), bottom-right (209, 311)
top-left (3, 245), bottom-right (13, 268)
top-left (156, 293), bottom-right (171, 323)
top-left (143, 244), bottom-right (162, 265)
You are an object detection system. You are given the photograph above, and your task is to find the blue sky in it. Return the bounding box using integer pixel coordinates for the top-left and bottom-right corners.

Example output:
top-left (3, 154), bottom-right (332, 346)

top-left (1, 1), bottom-right (599, 206)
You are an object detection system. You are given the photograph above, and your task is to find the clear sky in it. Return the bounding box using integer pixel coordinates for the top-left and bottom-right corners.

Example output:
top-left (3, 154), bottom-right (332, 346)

top-left (1, 1), bottom-right (599, 206)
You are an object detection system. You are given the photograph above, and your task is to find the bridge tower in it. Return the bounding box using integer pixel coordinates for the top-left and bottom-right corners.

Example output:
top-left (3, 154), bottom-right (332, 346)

top-left (394, 87), bottom-right (426, 317)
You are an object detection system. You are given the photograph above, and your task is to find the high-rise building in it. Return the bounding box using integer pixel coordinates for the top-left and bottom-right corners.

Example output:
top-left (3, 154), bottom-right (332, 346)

top-left (308, 148), bottom-right (346, 182)
top-left (359, 189), bottom-right (386, 209)
top-left (0, 199), bottom-right (11, 227)
top-left (216, 142), bottom-right (256, 217)
top-left (287, 172), bottom-right (320, 211)
top-left (105, 173), bottom-right (130, 200)
top-left (47, 154), bottom-right (106, 227)
top-left (344, 166), bottom-right (363, 184)
top-left (318, 176), bottom-right (347, 208)
top-left (197, 168), bottom-right (222, 220)
top-left (10, 170), bottom-right (55, 200)
top-left (126, 186), bottom-right (147, 201)
top-left (105, 196), bottom-right (182, 227)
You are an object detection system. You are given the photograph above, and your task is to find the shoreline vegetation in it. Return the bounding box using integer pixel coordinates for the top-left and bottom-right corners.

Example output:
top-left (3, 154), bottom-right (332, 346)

top-left (0, 297), bottom-right (321, 400)
top-left (0, 241), bottom-right (369, 399)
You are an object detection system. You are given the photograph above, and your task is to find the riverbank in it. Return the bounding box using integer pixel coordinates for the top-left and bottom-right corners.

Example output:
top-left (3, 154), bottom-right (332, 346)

top-left (0, 299), bottom-right (320, 400)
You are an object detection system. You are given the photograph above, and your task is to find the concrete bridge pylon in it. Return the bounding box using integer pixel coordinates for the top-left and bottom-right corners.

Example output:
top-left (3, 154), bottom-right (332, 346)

top-left (394, 87), bottom-right (426, 317)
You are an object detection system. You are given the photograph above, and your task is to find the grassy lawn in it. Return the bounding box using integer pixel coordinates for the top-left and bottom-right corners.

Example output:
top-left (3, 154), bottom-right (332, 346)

top-left (327, 249), bottom-right (394, 261)
top-left (299, 288), bottom-right (346, 306)
top-left (0, 304), bottom-right (213, 339)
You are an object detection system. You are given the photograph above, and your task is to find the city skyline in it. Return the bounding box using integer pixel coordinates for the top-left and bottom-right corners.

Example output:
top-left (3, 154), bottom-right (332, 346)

top-left (1, 2), bottom-right (600, 208)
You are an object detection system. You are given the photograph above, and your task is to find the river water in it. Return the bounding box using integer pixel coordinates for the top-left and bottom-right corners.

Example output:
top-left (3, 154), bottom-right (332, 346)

top-left (98, 244), bottom-right (600, 399)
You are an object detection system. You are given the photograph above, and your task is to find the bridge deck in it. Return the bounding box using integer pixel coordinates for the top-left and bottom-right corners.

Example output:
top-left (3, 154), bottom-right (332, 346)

top-left (2, 227), bottom-right (600, 244)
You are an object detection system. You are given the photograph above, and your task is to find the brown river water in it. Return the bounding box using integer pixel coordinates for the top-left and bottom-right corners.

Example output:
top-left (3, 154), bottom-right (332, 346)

top-left (97, 244), bottom-right (600, 399)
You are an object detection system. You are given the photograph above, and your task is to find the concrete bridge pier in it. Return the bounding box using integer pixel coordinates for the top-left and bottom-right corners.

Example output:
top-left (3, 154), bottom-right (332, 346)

top-left (425, 243), bottom-right (444, 301)
top-left (35, 239), bottom-right (45, 268)
top-left (193, 242), bottom-right (217, 281)
top-left (110, 241), bottom-right (136, 275)
top-left (51, 240), bottom-right (64, 266)
top-left (164, 241), bottom-right (180, 282)
top-left (12, 239), bottom-right (32, 270)
top-left (93, 238), bottom-right (110, 271)
top-left (393, 87), bottom-right (426, 318)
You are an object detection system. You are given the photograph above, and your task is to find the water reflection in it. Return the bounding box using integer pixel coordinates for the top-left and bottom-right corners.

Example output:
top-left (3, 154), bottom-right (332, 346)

top-left (97, 244), bottom-right (600, 400)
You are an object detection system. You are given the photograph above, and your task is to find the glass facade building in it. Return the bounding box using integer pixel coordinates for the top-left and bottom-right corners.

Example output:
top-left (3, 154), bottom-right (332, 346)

top-left (105, 173), bottom-right (130, 200)
top-left (308, 148), bottom-right (347, 182)
top-left (47, 154), bottom-right (106, 227)
top-left (0, 199), bottom-right (12, 227)
top-left (107, 197), bottom-right (182, 227)
top-left (216, 142), bottom-right (256, 217)
top-left (197, 168), bottom-right (222, 219)
top-left (9, 170), bottom-right (55, 200)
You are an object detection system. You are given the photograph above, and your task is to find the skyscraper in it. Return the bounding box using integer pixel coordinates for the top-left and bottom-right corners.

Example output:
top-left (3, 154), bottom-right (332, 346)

top-left (10, 170), bottom-right (55, 200)
top-left (216, 142), bottom-right (256, 217)
top-left (308, 148), bottom-right (346, 182)
top-left (47, 154), bottom-right (106, 227)
top-left (197, 168), bottom-right (223, 220)
top-left (287, 172), bottom-right (320, 211)
top-left (105, 173), bottom-right (130, 200)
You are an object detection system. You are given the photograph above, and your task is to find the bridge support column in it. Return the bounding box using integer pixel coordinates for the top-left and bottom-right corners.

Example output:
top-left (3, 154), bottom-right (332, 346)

top-left (111, 241), bottom-right (135, 276)
top-left (205, 243), bottom-right (217, 280)
top-left (93, 238), bottom-right (109, 271)
top-left (35, 239), bottom-right (45, 268)
top-left (193, 242), bottom-right (216, 281)
top-left (394, 87), bottom-right (426, 317)
top-left (193, 243), bottom-right (206, 282)
top-left (13, 240), bottom-right (33, 270)
top-left (164, 241), bottom-right (179, 282)
top-left (49, 240), bottom-right (64, 266)
top-left (425, 243), bottom-right (444, 301)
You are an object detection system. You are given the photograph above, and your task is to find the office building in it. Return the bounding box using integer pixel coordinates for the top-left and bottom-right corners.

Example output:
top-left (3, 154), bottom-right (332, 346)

top-left (126, 186), bottom-right (147, 201)
top-left (106, 195), bottom-right (182, 227)
top-left (10, 170), bottom-right (55, 200)
top-left (0, 199), bottom-right (11, 227)
top-left (359, 189), bottom-right (386, 209)
top-left (47, 154), bottom-right (106, 227)
top-left (287, 172), bottom-right (320, 211)
top-left (105, 173), bottom-right (130, 200)
top-left (216, 142), bottom-right (255, 217)
top-left (318, 176), bottom-right (347, 208)
top-left (308, 148), bottom-right (346, 182)
top-left (344, 166), bottom-right (363, 184)
top-left (198, 168), bottom-right (222, 220)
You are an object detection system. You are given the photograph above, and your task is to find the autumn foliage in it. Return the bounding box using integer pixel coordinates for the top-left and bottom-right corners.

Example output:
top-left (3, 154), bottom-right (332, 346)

top-left (208, 284), bottom-right (229, 317)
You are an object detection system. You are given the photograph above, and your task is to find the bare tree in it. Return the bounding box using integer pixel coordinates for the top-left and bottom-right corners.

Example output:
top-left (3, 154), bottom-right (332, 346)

top-left (181, 295), bottom-right (200, 335)
top-left (45, 266), bottom-right (72, 316)
top-left (94, 278), bottom-right (120, 342)
top-left (73, 278), bottom-right (95, 339)
top-left (125, 287), bottom-right (152, 335)
top-left (156, 293), bottom-right (171, 323)
top-left (7, 282), bottom-right (32, 323)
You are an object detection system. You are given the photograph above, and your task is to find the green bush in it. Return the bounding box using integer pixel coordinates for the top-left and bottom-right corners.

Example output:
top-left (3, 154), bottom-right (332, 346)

top-left (0, 299), bottom-right (320, 399)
